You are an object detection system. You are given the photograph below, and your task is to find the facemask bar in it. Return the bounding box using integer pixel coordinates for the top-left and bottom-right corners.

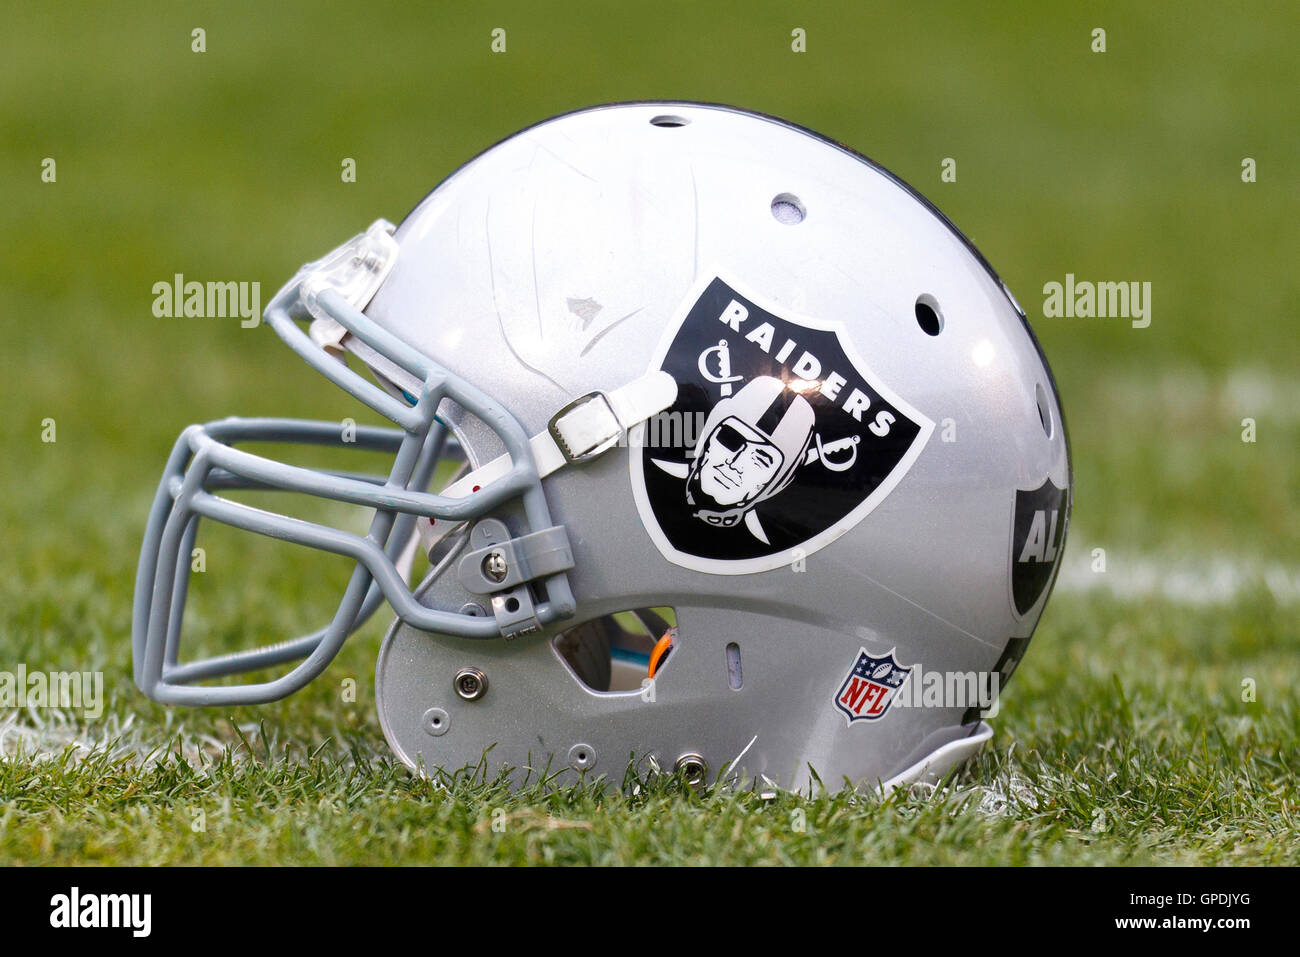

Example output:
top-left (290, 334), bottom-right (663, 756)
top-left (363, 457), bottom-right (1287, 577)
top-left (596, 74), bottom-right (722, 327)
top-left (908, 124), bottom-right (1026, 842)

top-left (133, 222), bottom-right (576, 706)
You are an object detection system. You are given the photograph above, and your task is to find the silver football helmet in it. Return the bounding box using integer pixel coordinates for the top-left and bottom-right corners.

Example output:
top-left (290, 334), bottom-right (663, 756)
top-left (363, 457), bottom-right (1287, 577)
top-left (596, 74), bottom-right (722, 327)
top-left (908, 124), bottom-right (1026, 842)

top-left (134, 103), bottom-right (1070, 792)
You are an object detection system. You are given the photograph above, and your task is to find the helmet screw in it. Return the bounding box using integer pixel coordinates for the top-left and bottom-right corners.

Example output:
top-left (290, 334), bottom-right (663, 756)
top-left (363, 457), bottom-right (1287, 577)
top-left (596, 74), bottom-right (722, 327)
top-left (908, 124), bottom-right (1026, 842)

top-left (454, 667), bottom-right (488, 701)
top-left (482, 551), bottom-right (509, 584)
top-left (674, 753), bottom-right (708, 786)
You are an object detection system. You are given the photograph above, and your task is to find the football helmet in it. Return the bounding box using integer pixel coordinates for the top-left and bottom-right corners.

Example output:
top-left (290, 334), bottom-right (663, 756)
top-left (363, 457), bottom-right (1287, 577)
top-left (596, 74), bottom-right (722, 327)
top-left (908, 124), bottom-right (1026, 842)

top-left (133, 102), bottom-right (1070, 791)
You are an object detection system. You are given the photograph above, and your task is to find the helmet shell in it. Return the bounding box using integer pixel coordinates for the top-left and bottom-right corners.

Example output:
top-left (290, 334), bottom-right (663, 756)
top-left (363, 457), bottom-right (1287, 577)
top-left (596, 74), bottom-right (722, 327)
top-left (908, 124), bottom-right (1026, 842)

top-left (371, 103), bottom-right (1069, 789)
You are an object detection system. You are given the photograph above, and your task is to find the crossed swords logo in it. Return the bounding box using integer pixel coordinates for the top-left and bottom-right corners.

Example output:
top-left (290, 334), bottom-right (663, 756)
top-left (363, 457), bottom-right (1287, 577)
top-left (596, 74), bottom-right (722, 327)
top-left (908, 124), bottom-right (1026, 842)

top-left (697, 339), bottom-right (860, 472)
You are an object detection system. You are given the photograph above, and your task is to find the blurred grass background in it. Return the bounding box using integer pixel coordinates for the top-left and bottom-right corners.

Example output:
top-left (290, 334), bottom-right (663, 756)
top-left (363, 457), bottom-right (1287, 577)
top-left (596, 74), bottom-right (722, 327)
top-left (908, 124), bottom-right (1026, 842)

top-left (3, 0), bottom-right (1295, 559)
top-left (0, 1), bottom-right (1296, 864)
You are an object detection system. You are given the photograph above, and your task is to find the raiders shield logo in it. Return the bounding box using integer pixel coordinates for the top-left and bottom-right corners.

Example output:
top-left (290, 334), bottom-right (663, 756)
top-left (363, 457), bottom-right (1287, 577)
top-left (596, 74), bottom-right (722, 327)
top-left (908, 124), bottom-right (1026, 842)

top-left (1010, 478), bottom-right (1069, 616)
top-left (834, 648), bottom-right (914, 725)
top-left (629, 273), bottom-right (933, 574)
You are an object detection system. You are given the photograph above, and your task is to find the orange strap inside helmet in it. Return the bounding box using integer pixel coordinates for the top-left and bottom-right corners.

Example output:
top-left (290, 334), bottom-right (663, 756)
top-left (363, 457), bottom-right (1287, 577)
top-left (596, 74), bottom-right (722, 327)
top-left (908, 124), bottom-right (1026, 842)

top-left (647, 630), bottom-right (675, 679)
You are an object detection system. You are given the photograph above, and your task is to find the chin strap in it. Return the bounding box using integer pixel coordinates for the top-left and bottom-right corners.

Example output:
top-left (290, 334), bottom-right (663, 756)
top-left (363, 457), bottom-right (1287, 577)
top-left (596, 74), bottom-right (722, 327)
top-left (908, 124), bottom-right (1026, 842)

top-left (417, 371), bottom-right (678, 556)
top-left (447, 372), bottom-right (676, 495)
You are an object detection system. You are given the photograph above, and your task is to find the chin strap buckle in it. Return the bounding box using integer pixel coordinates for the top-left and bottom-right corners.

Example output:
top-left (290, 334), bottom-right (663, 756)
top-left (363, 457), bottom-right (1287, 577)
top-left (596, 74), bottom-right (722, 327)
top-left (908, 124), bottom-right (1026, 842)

top-left (548, 391), bottom-right (622, 464)
top-left (437, 371), bottom-right (678, 500)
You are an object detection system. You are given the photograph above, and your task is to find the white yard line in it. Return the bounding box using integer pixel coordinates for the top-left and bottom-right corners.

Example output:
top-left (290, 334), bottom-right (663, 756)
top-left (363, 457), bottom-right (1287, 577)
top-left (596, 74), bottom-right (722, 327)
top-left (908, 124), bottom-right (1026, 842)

top-left (0, 709), bottom-right (209, 765)
top-left (1055, 547), bottom-right (1300, 605)
top-left (0, 709), bottom-right (387, 767)
top-left (1055, 364), bottom-right (1298, 605)
top-left (1100, 366), bottom-right (1300, 421)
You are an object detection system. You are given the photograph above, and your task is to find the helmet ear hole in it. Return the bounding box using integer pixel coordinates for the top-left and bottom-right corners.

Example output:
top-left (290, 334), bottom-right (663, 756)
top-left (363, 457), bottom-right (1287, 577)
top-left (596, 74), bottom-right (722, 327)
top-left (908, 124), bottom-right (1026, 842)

top-left (553, 619), bottom-right (614, 691)
top-left (553, 607), bottom-right (677, 693)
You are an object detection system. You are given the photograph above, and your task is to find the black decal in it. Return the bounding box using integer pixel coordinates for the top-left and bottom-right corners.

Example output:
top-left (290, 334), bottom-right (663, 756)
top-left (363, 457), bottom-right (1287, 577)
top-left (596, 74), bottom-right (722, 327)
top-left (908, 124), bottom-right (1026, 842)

top-left (1010, 479), bottom-right (1068, 616)
top-left (633, 276), bottom-right (931, 573)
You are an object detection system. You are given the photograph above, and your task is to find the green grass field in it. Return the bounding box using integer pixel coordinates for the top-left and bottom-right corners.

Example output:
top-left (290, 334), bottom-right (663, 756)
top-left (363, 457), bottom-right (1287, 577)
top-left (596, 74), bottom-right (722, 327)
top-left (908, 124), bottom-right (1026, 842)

top-left (1, 1), bottom-right (1296, 865)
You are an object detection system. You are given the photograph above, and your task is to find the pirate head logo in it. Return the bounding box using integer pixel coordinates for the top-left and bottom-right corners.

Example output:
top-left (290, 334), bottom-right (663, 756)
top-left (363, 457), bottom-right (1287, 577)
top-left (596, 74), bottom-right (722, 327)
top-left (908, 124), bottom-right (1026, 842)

top-left (834, 648), bottom-right (914, 725)
top-left (630, 274), bottom-right (934, 574)
top-left (686, 376), bottom-right (814, 540)
top-left (1010, 478), bottom-right (1069, 617)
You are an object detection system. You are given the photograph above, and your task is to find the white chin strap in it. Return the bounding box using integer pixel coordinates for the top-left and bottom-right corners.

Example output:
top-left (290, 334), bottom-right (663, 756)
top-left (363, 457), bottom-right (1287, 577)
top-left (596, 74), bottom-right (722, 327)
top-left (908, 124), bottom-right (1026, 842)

top-left (309, 312), bottom-right (678, 558)
top-left (444, 372), bottom-right (678, 495)
top-left (418, 371), bottom-right (677, 555)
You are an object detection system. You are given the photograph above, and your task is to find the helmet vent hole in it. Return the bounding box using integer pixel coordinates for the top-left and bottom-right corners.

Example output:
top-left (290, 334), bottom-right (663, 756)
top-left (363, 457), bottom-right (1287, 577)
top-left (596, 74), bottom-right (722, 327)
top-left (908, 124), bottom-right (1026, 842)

top-left (726, 642), bottom-right (743, 690)
top-left (650, 114), bottom-right (689, 128)
top-left (1035, 382), bottom-right (1053, 438)
top-left (770, 193), bottom-right (806, 225)
top-left (915, 295), bottom-right (943, 336)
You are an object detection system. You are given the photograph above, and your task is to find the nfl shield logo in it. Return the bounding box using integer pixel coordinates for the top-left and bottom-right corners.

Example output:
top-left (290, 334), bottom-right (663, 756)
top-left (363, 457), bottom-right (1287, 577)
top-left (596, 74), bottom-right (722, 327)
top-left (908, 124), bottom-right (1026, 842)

top-left (834, 648), bottom-right (913, 725)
